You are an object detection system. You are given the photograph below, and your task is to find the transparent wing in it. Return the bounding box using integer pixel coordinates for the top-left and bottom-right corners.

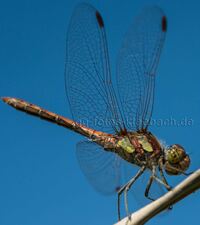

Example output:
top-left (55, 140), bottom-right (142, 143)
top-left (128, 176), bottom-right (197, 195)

top-left (76, 141), bottom-right (122, 195)
top-left (77, 141), bottom-right (167, 202)
top-left (117, 6), bottom-right (167, 131)
top-left (65, 3), bottom-right (124, 134)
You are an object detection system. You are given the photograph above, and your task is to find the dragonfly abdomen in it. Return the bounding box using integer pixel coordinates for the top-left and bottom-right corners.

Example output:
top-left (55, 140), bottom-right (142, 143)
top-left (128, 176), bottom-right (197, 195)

top-left (1, 97), bottom-right (117, 146)
top-left (2, 97), bottom-right (75, 127)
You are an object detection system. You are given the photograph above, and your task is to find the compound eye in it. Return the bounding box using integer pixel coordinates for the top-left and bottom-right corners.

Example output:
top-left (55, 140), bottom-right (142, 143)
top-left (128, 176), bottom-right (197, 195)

top-left (170, 150), bottom-right (179, 163)
top-left (165, 144), bottom-right (190, 175)
top-left (167, 144), bottom-right (186, 164)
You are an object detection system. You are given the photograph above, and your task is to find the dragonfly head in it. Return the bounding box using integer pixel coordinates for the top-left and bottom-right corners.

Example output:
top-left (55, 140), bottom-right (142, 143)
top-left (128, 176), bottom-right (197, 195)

top-left (164, 144), bottom-right (190, 175)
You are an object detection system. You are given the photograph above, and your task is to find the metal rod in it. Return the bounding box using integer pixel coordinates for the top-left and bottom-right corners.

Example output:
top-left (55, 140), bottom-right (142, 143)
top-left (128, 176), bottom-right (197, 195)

top-left (114, 169), bottom-right (200, 225)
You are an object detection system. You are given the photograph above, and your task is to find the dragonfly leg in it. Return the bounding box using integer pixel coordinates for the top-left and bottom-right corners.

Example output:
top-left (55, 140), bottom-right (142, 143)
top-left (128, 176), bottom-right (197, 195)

top-left (158, 159), bottom-right (172, 191)
top-left (144, 164), bottom-right (171, 201)
top-left (117, 165), bottom-right (146, 220)
top-left (117, 183), bottom-right (130, 220)
top-left (145, 166), bottom-right (172, 202)
top-left (117, 185), bottom-right (126, 220)
top-left (182, 171), bottom-right (193, 176)
top-left (124, 166), bottom-right (146, 219)
top-left (117, 181), bottom-right (133, 220)
top-left (158, 161), bottom-right (174, 210)
top-left (145, 165), bottom-right (156, 201)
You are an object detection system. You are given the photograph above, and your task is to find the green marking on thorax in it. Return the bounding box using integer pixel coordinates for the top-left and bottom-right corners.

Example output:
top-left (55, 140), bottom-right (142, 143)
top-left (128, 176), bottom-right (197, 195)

top-left (117, 135), bottom-right (154, 153)
top-left (117, 136), bottom-right (135, 153)
top-left (137, 135), bottom-right (153, 152)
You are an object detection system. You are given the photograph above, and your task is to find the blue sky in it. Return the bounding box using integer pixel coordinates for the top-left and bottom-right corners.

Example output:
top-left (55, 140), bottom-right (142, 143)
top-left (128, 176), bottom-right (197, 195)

top-left (0, 0), bottom-right (199, 225)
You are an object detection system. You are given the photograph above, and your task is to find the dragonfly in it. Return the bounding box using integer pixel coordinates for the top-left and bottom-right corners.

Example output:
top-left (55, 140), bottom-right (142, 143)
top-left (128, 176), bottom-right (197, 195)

top-left (2, 3), bottom-right (190, 220)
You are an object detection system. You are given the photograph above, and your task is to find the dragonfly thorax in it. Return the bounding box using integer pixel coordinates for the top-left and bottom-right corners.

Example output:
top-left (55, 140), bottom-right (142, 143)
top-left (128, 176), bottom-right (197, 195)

top-left (116, 133), bottom-right (190, 175)
top-left (116, 132), bottom-right (162, 168)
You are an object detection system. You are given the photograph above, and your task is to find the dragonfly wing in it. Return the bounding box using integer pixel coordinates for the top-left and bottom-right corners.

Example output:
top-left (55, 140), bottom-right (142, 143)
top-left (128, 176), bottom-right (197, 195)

top-left (116, 7), bottom-right (167, 131)
top-left (65, 3), bottom-right (123, 134)
top-left (77, 141), bottom-right (166, 201)
top-left (76, 141), bottom-right (122, 195)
